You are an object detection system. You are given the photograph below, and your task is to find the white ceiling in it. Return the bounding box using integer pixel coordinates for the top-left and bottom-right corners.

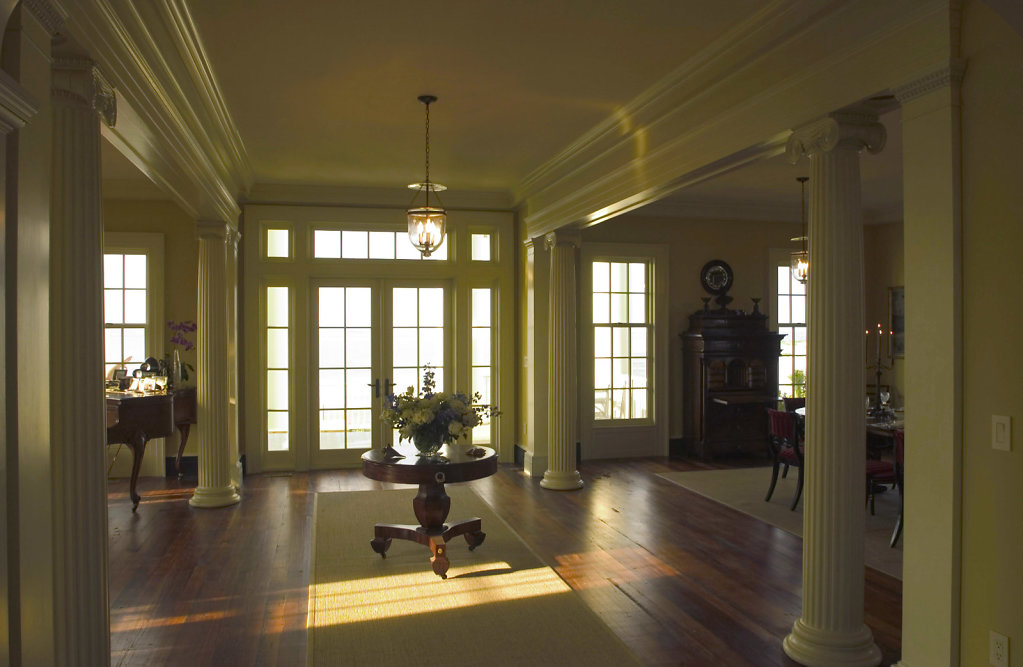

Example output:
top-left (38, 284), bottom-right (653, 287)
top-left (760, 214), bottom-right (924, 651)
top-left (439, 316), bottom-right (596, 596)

top-left (102, 1), bottom-right (904, 218)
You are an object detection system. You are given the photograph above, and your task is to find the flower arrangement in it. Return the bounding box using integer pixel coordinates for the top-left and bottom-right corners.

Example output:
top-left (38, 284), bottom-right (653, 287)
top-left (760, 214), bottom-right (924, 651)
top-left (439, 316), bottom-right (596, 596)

top-left (168, 319), bottom-right (196, 351)
top-left (167, 320), bottom-right (196, 383)
top-left (381, 366), bottom-right (499, 455)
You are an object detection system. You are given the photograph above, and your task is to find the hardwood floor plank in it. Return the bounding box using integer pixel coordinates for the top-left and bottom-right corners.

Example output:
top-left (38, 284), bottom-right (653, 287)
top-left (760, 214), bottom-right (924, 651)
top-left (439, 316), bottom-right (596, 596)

top-left (108, 457), bottom-right (902, 666)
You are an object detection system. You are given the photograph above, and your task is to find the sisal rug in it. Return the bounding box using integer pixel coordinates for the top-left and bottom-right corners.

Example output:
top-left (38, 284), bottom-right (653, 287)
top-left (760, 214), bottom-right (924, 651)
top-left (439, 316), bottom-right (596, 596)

top-left (657, 467), bottom-right (903, 580)
top-left (308, 486), bottom-right (642, 667)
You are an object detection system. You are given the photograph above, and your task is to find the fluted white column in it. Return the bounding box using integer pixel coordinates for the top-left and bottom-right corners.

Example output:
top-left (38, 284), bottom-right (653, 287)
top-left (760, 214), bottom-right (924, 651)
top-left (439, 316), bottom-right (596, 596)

top-left (782, 113), bottom-right (885, 666)
top-left (190, 220), bottom-right (241, 508)
top-left (541, 230), bottom-right (583, 491)
top-left (50, 57), bottom-right (115, 666)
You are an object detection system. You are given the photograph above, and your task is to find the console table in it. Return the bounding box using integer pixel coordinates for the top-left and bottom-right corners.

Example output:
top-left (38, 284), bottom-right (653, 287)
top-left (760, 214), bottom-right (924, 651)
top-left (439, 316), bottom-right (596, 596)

top-left (361, 445), bottom-right (497, 578)
top-left (105, 387), bottom-right (197, 510)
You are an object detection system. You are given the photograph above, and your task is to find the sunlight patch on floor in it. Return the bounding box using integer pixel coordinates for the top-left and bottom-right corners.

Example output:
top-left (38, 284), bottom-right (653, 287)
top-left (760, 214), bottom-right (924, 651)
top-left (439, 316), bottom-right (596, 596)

top-left (554, 547), bottom-right (679, 589)
top-left (307, 563), bottom-right (569, 628)
top-left (111, 609), bottom-right (236, 633)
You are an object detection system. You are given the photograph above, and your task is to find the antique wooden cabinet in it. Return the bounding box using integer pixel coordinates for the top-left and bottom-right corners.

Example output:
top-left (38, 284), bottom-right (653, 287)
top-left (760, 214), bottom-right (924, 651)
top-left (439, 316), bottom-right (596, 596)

top-left (681, 301), bottom-right (784, 459)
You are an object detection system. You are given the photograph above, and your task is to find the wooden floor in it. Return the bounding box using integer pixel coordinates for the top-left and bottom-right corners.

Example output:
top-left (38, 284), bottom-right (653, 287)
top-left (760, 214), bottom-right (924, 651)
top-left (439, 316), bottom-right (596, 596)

top-left (108, 457), bottom-right (902, 666)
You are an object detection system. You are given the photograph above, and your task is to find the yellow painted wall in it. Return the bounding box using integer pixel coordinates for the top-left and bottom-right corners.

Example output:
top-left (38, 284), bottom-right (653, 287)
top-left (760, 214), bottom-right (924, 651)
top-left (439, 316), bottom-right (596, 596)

top-left (103, 199), bottom-right (199, 464)
top-left (864, 222), bottom-right (905, 403)
top-left (580, 215), bottom-right (801, 438)
top-left (959, 2), bottom-right (1023, 663)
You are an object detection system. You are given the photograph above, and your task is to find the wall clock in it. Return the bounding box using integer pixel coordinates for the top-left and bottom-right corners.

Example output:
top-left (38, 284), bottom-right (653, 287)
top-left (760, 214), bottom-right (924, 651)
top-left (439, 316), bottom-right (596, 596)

top-left (700, 259), bottom-right (733, 296)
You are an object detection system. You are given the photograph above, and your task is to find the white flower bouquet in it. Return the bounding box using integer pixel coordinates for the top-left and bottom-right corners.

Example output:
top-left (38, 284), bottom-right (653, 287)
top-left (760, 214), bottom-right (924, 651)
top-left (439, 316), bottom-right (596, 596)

top-left (381, 366), bottom-right (498, 455)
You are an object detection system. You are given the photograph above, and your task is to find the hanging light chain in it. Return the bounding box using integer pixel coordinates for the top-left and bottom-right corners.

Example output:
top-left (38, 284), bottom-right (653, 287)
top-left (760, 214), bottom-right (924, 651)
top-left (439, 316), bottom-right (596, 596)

top-left (798, 176), bottom-right (808, 253)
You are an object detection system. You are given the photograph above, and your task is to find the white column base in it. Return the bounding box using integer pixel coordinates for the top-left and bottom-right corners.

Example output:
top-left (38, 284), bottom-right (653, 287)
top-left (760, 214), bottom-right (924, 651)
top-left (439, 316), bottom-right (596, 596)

top-left (540, 470), bottom-right (583, 490)
top-left (783, 618), bottom-right (881, 667)
top-left (189, 485), bottom-right (240, 509)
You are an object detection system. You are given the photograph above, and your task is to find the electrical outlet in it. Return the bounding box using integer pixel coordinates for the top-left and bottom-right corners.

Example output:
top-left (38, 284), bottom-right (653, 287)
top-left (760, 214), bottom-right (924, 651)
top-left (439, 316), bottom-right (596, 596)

top-left (990, 630), bottom-right (1009, 667)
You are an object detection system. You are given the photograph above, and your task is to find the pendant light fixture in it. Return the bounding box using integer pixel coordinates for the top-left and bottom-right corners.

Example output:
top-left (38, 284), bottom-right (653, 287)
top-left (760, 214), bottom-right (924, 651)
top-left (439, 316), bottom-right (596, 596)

top-left (407, 94), bottom-right (446, 257)
top-left (790, 176), bottom-right (809, 284)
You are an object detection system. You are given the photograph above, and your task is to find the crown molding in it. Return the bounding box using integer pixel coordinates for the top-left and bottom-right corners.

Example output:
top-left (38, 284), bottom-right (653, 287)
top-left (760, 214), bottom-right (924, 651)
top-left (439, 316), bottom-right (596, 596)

top-left (158, 0), bottom-right (253, 187)
top-left (629, 196), bottom-right (902, 226)
top-left (23, 0), bottom-right (67, 36)
top-left (0, 69), bottom-right (38, 134)
top-left (893, 59), bottom-right (967, 104)
top-left (62, 0), bottom-right (250, 224)
top-left (516, 0), bottom-right (946, 237)
top-left (243, 182), bottom-right (514, 212)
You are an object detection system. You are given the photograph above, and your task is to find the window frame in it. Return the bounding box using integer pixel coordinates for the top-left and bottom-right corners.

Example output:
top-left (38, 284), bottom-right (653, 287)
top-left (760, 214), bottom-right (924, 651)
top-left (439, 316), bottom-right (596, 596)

top-left (103, 232), bottom-right (165, 377)
top-left (769, 248), bottom-right (807, 399)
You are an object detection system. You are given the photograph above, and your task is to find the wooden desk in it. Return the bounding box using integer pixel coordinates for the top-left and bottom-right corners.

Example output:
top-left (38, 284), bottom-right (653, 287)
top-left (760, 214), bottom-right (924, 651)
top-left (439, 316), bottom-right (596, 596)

top-left (106, 387), bottom-right (197, 510)
top-left (361, 445), bottom-right (497, 578)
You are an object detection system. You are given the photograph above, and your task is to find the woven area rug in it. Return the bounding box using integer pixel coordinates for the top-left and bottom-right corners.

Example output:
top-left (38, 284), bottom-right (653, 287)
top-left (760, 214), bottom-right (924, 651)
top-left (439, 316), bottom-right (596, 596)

top-left (657, 467), bottom-right (903, 580)
top-left (308, 486), bottom-right (641, 667)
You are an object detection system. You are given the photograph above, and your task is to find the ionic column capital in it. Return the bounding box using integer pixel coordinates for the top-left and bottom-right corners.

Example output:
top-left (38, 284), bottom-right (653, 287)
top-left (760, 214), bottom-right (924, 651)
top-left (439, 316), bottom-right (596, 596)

top-left (543, 229), bottom-right (581, 251)
top-left (786, 113), bottom-right (885, 164)
top-left (51, 57), bottom-right (116, 127)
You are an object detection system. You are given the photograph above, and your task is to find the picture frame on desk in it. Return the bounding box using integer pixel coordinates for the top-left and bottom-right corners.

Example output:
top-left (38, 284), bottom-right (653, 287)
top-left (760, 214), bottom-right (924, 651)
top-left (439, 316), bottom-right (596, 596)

top-left (888, 286), bottom-right (905, 358)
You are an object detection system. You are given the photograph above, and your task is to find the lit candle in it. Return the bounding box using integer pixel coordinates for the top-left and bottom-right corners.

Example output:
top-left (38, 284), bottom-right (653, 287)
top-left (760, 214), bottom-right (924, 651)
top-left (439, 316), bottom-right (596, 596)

top-left (876, 323), bottom-right (881, 361)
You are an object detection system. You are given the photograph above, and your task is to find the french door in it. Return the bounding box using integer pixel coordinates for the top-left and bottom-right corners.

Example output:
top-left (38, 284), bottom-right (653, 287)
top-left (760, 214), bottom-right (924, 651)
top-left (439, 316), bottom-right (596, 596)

top-left (309, 280), bottom-right (450, 468)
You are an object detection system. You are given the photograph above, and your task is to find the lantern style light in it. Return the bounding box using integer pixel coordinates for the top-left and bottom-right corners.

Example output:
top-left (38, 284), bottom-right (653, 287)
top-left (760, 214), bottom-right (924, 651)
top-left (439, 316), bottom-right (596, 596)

top-left (407, 95), bottom-right (446, 257)
top-left (790, 176), bottom-right (809, 284)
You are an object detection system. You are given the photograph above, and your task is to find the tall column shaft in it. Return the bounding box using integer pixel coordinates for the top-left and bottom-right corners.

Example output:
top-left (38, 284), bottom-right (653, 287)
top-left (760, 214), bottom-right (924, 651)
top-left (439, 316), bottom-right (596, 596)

top-left (190, 221), bottom-right (241, 508)
top-left (783, 113), bottom-right (885, 667)
top-left (541, 231), bottom-right (583, 490)
top-left (49, 57), bottom-right (115, 667)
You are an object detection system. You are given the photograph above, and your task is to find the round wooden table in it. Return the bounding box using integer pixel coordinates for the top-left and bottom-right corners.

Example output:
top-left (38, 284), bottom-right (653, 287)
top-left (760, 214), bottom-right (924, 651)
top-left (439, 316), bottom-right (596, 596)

top-left (361, 444), bottom-right (497, 578)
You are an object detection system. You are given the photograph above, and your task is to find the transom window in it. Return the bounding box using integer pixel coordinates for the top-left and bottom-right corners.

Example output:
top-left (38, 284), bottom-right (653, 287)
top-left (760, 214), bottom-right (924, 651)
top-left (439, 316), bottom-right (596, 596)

top-left (312, 229), bottom-right (447, 261)
top-left (592, 260), bottom-right (651, 420)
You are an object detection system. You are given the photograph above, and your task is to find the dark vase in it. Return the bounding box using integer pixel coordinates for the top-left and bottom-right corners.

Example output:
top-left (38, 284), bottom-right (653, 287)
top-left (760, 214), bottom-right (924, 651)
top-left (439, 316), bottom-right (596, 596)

top-left (413, 431), bottom-right (444, 456)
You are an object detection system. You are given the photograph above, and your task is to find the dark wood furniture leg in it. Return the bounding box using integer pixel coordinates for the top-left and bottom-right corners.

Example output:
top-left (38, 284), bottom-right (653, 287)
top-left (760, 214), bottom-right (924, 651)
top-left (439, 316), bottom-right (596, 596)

top-left (369, 480), bottom-right (486, 579)
top-left (174, 423), bottom-right (192, 479)
top-left (125, 431), bottom-right (149, 512)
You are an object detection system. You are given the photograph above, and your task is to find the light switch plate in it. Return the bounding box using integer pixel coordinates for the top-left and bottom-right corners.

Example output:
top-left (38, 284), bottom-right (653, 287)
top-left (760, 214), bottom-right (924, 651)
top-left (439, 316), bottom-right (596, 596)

top-left (993, 415), bottom-right (1012, 452)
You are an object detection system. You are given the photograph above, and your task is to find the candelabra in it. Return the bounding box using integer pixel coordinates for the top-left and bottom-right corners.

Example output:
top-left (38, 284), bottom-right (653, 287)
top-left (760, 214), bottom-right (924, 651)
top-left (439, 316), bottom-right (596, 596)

top-left (866, 323), bottom-right (893, 417)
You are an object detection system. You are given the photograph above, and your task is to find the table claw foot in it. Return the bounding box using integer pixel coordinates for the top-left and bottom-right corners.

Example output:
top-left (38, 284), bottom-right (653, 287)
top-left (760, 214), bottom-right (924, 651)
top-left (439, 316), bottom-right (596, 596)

top-left (465, 530), bottom-right (486, 551)
top-left (430, 539), bottom-right (449, 578)
top-left (370, 536), bottom-right (391, 558)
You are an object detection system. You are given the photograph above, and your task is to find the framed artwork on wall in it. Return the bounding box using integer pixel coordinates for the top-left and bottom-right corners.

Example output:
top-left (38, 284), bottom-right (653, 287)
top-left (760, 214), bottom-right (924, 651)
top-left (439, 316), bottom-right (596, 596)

top-left (888, 286), bottom-right (905, 358)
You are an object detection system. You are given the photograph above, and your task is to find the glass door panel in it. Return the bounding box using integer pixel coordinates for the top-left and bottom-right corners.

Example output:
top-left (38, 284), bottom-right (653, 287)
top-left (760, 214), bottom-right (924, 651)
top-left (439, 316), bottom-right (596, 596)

top-left (312, 281), bottom-right (449, 461)
top-left (391, 286), bottom-right (445, 393)
top-left (317, 286), bottom-right (375, 451)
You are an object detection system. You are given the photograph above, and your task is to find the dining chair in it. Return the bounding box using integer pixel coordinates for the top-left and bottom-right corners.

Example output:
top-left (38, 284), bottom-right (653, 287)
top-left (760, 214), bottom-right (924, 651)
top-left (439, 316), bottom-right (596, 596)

top-left (890, 429), bottom-right (905, 547)
top-left (766, 408), bottom-right (804, 510)
top-left (865, 428), bottom-right (905, 549)
top-left (783, 396), bottom-right (805, 412)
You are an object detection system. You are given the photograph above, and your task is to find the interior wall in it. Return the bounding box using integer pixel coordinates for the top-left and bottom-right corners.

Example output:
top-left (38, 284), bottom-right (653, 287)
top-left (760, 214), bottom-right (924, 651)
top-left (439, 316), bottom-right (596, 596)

top-left (959, 1), bottom-right (1023, 663)
top-left (580, 215), bottom-right (801, 439)
top-left (104, 198), bottom-right (198, 465)
top-left (864, 221), bottom-right (905, 402)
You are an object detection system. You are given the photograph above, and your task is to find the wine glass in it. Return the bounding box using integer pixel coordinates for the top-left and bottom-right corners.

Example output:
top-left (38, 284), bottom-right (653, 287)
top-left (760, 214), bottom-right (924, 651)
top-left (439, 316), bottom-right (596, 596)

top-left (880, 389), bottom-right (891, 407)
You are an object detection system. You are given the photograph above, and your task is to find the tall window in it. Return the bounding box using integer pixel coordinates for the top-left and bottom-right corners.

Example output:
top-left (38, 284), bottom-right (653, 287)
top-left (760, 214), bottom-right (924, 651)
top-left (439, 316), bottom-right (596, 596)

top-left (471, 288), bottom-right (493, 443)
top-left (592, 260), bottom-right (651, 420)
top-left (103, 253), bottom-right (148, 379)
top-left (267, 286), bottom-right (290, 451)
top-left (777, 266), bottom-right (807, 398)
